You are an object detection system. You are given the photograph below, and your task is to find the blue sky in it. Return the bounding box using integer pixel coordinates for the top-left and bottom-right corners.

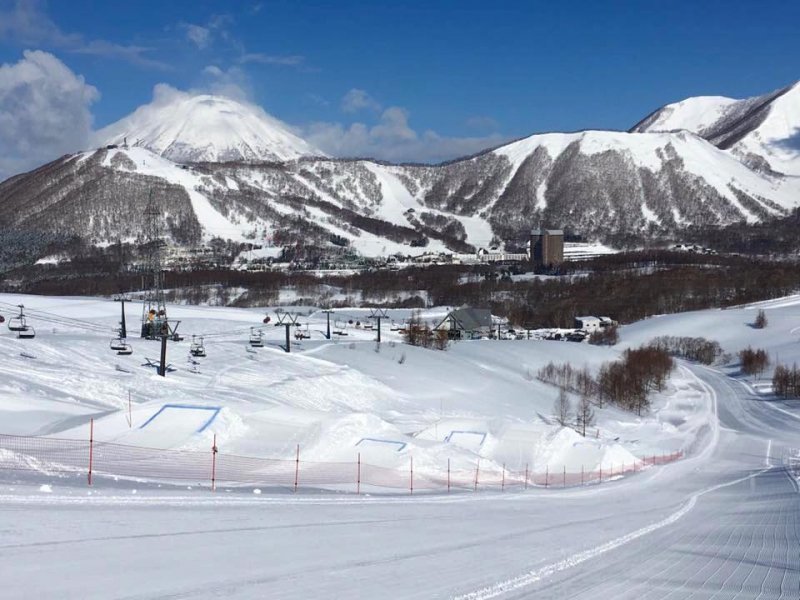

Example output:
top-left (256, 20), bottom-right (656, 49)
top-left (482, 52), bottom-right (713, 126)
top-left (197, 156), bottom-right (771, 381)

top-left (0, 0), bottom-right (799, 173)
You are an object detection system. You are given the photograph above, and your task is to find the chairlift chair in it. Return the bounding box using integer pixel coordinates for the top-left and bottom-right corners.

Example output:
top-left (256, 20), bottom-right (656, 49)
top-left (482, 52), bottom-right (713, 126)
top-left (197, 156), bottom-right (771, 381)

top-left (8, 305), bottom-right (27, 332)
top-left (249, 328), bottom-right (264, 347)
top-left (190, 335), bottom-right (206, 358)
top-left (110, 337), bottom-right (128, 351)
top-left (116, 343), bottom-right (133, 356)
top-left (8, 317), bottom-right (26, 332)
top-left (18, 326), bottom-right (35, 339)
top-left (8, 315), bottom-right (26, 332)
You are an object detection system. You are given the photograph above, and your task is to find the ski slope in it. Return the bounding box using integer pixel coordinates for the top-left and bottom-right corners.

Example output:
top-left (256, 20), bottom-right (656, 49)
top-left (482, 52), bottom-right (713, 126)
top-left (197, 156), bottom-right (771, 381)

top-left (0, 294), bottom-right (798, 598)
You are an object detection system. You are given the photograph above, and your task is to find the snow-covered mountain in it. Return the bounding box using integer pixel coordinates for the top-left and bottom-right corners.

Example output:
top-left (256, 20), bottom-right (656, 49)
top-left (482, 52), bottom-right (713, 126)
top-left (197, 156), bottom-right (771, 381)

top-left (3, 128), bottom-right (797, 257)
top-left (632, 81), bottom-right (800, 176)
top-left (94, 85), bottom-right (325, 163)
top-left (2, 81), bottom-right (800, 259)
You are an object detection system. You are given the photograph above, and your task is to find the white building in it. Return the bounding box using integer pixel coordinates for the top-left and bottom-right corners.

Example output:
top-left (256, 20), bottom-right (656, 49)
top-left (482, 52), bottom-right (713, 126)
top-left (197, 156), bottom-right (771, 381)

top-left (574, 316), bottom-right (602, 332)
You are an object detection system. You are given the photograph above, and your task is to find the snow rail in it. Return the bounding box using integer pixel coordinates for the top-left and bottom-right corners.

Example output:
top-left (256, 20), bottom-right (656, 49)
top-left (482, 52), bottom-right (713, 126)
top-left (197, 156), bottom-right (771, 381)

top-left (0, 433), bottom-right (684, 495)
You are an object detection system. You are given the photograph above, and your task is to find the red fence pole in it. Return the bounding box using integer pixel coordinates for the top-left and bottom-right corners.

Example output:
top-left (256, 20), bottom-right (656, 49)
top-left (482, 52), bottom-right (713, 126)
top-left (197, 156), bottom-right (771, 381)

top-left (563, 465), bottom-right (566, 488)
top-left (545, 465), bottom-right (549, 488)
top-left (474, 459), bottom-right (480, 492)
top-left (524, 463), bottom-right (529, 490)
top-left (211, 434), bottom-right (218, 492)
top-left (293, 444), bottom-right (300, 493)
top-left (581, 464), bottom-right (584, 486)
top-left (357, 452), bottom-right (361, 495)
top-left (87, 418), bottom-right (94, 486)
top-left (410, 455), bottom-right (413, 495)
top-left (501, 463), bottom-right (505, 492)
top-left (447, 458), bottom-right (451, 493)
top-left (599, 464), bottom-right (602, 483)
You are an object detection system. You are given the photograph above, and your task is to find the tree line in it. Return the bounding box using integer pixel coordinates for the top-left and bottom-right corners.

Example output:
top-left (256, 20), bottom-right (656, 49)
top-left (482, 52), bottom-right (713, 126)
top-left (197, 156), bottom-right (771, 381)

top-left (539, 345), bottom-right (675, 417)
top-left (772, 364), bottom-right (800, 398)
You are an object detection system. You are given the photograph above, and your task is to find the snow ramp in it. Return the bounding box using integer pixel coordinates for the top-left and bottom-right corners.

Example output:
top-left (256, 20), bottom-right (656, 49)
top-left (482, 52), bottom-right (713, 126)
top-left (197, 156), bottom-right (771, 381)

top-left (121, 404), bottom-right (220, 449)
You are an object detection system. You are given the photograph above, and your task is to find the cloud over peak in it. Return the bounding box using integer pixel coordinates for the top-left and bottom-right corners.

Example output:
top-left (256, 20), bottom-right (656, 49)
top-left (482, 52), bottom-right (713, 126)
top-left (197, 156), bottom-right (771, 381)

top-left (0, 50), bottom-right (98, 179)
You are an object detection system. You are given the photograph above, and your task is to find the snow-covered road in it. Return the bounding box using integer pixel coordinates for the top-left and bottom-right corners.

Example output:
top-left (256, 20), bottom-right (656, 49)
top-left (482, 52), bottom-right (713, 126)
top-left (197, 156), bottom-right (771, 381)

top-left (1, 364), bottom-right (797, 599)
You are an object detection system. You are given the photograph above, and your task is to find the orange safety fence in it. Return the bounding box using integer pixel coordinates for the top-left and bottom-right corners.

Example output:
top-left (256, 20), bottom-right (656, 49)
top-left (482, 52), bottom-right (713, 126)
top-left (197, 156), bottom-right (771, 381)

top-left (0, 430), bottom-right (684, 494)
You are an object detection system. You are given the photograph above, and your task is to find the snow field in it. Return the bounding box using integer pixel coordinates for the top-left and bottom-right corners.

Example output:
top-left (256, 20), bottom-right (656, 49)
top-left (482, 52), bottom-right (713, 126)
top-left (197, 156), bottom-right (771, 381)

top-left (0, 293), bottom-right (713, 494)
top-left (2, 294), bottom-right (800, 597)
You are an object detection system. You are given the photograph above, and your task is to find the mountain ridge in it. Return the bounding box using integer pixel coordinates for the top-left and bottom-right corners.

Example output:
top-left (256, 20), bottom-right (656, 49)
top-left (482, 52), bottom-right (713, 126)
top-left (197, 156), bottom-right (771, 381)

top-left (631, 81), bottom-right (800, 175)
top-left (2, 80), bottom-right (799, 262)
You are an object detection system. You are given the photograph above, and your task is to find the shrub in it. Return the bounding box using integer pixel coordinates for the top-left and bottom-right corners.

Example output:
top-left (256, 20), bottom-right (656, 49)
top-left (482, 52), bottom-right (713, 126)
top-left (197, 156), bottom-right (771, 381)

top-left (649, 336), bottom-right (722, 365)
top-left (753, 309), bottom-right (768, 329)
top-left (588, 325), bottom-right (619, 346)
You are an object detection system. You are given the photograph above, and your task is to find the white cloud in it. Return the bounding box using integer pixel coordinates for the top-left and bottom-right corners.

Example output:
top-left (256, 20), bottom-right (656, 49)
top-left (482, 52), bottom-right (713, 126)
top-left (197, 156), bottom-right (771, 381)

top-left (0, 0), bottom-right (168, 69)
top-left (181, 24), bottom-right (211, 49)
top-left (238, 53), bottom-right (305, 67)
top-left (341, 88), bottom-right (381, 113)
top-left (178, 15), bottom-right (232, 50)
top-left (0, 50), bottom-right (99, 179)
top-left (201, 64), bottom-right (252, 101)
top-left (304, 106), bottom-right (507, 164)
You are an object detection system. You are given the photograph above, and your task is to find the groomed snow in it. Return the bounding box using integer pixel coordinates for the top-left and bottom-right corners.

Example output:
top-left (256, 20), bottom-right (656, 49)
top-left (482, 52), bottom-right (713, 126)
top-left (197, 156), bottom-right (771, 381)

top-left (1, 294), bottom-right (799, 598)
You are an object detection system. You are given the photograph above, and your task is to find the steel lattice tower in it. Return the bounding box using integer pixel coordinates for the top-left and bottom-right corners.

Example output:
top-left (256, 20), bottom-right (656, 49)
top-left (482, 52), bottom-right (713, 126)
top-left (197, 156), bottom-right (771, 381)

top-left (141, 190), bottom-right (168, 338)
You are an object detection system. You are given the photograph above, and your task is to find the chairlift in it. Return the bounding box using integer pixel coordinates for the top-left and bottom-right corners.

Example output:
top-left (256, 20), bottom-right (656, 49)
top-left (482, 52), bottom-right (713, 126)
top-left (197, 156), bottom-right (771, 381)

top-left (249, 327), bottom-right (264, 347)
top-left (190, 335), bottom-right (206, 358)
top-left (116, 343), bottom-right (133, 356)
top-left (8, 305), bottom-right (27, 332)
top-left (0, 315), bottom-right (5, 324)
top-left (110, 337), bottom-right (128, 351)
top-left (18, 326), bottom-right (35, 339)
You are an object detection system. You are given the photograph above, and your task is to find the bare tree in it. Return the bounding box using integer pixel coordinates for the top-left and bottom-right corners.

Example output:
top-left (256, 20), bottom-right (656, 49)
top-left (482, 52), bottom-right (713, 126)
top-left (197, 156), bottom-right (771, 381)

top-left (575, 395), bottom-right (595, 437)
top-left (553, 389), bottom-right (572, 427)
top-left (753, 309), bottom-right (768, 329)
top-left (739, 347), bottom-right (769, 379)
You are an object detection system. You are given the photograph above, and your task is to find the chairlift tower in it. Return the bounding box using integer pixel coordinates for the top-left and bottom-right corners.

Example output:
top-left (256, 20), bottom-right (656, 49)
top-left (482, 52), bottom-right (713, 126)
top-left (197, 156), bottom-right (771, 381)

top-left (140, 190), bottom-right (168, 339)
top-left (114, 294), bottom-right (130, 339)
top-left (275, 312), bottom-right (300, 353)
top-left (321, 308), bottom-right (334, 340)
top-left (368, 308), bottom-right (389, 343)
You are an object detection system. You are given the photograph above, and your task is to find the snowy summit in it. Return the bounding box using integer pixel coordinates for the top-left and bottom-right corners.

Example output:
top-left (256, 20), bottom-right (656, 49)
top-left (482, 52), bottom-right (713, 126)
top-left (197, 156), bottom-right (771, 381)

top-left (94, 84), bottom-right (325, 164)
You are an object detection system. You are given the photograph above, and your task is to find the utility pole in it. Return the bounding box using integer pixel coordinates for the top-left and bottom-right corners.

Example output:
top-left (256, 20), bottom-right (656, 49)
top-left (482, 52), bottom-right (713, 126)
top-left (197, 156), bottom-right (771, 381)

top-left (275, 312), bottom-right (300, 353)
top-left (322, 308), bottom-right (334, 340)
top-left (369, 308), bottom-right (389, 344)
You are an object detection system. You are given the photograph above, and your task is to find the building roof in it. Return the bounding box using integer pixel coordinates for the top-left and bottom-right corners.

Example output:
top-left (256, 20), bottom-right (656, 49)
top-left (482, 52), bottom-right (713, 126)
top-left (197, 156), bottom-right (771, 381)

top-left (444, 307), bottom-right (493, 331)
top-left (575, 316), bottom-right (601, 324)
top-left (530, 229), bottom-right (564, 235)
